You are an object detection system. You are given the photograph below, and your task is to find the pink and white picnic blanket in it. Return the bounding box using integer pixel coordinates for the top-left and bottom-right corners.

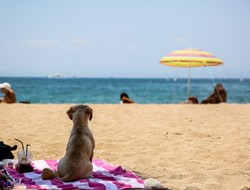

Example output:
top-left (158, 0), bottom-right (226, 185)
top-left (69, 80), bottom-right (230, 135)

top-left (6, 159), bottom-right (144, 189)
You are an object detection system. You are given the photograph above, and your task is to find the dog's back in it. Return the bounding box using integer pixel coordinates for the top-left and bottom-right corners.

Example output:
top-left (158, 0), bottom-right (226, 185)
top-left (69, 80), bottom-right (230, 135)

top-left (65, 121), bottom-right (95, 163)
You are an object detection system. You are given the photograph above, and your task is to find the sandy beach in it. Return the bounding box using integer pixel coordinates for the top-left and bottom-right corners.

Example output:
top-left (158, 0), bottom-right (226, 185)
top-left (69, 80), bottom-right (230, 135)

top-left (0, 104), bottom-right (249, 190)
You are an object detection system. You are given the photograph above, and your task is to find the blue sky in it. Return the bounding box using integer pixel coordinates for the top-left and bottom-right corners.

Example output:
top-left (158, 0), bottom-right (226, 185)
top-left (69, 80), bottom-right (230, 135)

top-left (0, 0), bottom-right (249, 78)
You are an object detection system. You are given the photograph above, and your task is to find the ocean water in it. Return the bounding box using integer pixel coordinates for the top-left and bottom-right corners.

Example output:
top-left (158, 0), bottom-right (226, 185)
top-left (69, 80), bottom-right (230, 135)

top-left (0, 77), bottom-right (249, 104)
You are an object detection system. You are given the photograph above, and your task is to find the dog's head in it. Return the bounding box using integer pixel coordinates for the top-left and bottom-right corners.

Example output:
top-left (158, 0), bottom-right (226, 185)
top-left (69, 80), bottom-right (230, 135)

top-left (67, 105), bottom-right (93, 121)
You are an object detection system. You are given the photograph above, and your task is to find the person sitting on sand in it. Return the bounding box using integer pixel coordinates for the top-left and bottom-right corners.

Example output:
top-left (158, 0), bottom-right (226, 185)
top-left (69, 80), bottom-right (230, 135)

top-left (201, 83), bottom-right (227, 104)
top-left (0, 82), bottom-right (16, 104)
top-left (120, 92), bottom-right (135, 104)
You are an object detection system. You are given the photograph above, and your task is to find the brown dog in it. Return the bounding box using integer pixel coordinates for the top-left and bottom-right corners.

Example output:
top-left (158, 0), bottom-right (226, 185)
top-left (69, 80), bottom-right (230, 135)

top-left (42, 105), bottom-right (95, 182)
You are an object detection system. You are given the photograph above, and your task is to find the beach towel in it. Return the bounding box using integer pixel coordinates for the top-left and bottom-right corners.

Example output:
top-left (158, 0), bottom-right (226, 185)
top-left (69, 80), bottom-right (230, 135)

top-left (6, 159), bottom-right (144, 190)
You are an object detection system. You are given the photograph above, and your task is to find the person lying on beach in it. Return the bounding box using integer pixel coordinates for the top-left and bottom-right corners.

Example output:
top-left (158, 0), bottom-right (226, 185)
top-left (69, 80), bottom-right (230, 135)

top-left (0, 82), bottom-right (16, 104)
top-left (201, 83), bottom-right (227, 104)
top-left (120, 92), bottom-right (135, 104)
top-left (179, 96), bottom-right (199, 104)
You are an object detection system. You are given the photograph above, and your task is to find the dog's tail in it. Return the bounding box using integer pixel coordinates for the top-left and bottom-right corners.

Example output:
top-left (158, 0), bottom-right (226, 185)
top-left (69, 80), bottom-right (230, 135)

top-left (42, 168), bottom-right (59, 180)
top-left (57, 173), bottom-right (74, 182)
top-left (42, 168), bottom-right (74, 182)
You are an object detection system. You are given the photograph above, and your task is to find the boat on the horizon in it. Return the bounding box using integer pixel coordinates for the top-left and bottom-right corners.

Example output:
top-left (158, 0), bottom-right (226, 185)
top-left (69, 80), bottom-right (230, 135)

top-left (47, 73), bottom-right (63, 79)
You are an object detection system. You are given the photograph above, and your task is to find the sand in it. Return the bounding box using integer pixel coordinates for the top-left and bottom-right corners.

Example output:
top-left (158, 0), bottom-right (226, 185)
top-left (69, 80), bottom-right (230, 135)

top-left (0, 104), bottom-right (250, 190)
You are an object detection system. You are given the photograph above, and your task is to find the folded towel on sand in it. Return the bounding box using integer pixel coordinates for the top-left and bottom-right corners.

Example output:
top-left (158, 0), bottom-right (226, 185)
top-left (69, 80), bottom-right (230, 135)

top-left (6, 159), bottom-right (144, 190)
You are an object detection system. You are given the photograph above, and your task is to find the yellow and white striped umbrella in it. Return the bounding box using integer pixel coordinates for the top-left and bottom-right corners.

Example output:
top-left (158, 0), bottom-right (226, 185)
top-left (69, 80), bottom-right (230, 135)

top-left (160, 48), bottom-right (223, 67)
top-left (160, 48), bottom-right (224, 99)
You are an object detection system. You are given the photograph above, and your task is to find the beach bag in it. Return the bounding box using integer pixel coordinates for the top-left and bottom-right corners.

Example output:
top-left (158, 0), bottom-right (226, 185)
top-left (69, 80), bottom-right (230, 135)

top-left (0, 162), bottom-right (14, 189)
top-left (0, 141), bottom-right (17, 161)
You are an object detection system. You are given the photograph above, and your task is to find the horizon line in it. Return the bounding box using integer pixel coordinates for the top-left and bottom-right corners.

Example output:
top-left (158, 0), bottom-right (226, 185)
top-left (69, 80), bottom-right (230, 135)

top-left (0, 76), bottom-right (249, 80)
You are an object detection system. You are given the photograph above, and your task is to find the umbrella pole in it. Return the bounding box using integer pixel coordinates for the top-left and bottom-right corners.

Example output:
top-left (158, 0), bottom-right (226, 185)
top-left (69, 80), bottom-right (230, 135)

top-left (187, 67), bottom-right (191, 98)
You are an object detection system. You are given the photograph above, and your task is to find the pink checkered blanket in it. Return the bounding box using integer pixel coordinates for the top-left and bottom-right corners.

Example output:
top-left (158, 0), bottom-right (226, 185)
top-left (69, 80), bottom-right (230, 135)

top-left (6, 159), bottom-right (144, 189)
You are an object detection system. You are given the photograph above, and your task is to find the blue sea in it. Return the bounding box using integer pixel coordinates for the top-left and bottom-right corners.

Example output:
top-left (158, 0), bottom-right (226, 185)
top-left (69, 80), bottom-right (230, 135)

top-left (0, 77), bottom-right (249, 104)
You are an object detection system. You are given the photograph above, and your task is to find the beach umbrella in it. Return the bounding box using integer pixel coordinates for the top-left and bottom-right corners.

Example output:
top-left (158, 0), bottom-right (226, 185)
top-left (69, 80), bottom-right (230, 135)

top-left (160, 48), bottom-right (223, 98)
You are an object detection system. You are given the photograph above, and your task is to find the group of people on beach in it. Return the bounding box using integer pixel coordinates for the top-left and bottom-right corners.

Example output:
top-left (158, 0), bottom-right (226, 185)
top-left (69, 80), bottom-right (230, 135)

top-left (120, 83), bottom-right (227, 105)
top-left (183, 83), bottom-right (227, 104)
top-left (0, 82), bottom-right (227, 105)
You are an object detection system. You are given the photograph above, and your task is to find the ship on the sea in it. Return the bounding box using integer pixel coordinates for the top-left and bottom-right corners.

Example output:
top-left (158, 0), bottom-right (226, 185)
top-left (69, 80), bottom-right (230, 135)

top-left (47, 73), bottom-right (63, 79)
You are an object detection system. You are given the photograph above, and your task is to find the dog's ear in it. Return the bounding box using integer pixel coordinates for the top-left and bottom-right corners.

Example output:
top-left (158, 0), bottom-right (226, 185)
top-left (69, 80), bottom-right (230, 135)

top-left (66, 107), bottom-right (75, 120)
top-left (85, 107), bottom-right (93, 121)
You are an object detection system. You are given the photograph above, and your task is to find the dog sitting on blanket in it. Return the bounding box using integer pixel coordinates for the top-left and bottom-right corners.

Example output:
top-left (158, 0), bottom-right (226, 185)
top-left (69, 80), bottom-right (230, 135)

top-left (42, 105), bottom-right (95, 182)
